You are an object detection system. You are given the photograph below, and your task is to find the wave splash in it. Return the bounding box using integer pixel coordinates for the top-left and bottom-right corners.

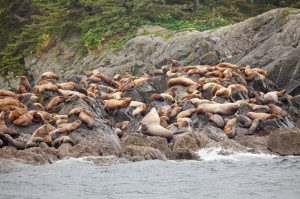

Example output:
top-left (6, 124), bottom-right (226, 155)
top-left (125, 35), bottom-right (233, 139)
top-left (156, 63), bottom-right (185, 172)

top-left (197, 147), bottom-right (277, 161)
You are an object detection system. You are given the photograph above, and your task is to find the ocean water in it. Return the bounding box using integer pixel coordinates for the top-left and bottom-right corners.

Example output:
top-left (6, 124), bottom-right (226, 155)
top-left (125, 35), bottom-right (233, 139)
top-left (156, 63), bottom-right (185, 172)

top-left (1, 148), bottom-right (300, 199)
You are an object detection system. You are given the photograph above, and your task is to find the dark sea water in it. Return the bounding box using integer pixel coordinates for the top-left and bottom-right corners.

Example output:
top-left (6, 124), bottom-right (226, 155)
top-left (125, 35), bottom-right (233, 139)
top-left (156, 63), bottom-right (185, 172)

top-left (1, 148), bottom-right (300, 199)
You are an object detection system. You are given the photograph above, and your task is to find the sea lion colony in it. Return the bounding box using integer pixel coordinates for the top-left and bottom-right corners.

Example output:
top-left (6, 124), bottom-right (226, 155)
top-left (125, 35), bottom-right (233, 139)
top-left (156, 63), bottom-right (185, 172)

top-left (0, 59), bottom-right (297, 151)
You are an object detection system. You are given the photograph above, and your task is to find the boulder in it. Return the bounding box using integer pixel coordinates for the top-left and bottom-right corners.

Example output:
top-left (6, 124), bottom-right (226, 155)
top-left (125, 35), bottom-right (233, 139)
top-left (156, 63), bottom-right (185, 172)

top-left (268, 128), bottom-right (300, 155)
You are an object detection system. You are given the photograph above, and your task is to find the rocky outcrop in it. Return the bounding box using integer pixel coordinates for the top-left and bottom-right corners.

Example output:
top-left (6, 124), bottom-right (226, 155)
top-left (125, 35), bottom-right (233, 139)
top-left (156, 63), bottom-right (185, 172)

top-left (18, 8), bottom-right (300, 95)
top-left (268, 128), bottom-right (300, 155)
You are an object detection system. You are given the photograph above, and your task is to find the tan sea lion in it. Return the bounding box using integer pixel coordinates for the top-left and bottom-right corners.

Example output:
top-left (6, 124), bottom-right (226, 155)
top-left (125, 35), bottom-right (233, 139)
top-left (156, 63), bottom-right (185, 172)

top-left (141, 124), bottom-right (173, 140)
top-left (141, 107), bottom-right (160, 126)
top-left (67, 107), bottom-right (94, 119)
top-left (0, 98), bottom-right (23, 108)
top-left (57, 119), bottom-right (82, 133)
top-left (246, 112), bottom-right (277, 120)
top-left (104, 98), bottom-right (132, 110)
top-left (224, 118), bottom-right (237, 138)
top-left (132, 103), bottom-right (147, 117)
top-left (56, 82), bottom-right (76, 90)
top-left (176, 108), bottom-right (196, 119)
top-left (173, 117), bottom-right (192, 135)
top-left (247, 118), bottom-right (262, 135)
top-left (167, 77), bottom-right (196, 87)
top-left (41, 72), bottom-right (59, 80)
top-left (197, 103), bottom-right (240, 116)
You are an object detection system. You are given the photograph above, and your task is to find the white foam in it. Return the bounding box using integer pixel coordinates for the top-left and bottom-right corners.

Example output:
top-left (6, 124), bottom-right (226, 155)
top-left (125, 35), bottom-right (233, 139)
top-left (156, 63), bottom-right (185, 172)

top-left (197, 147), bottom-right (278, 161)
top-left (55, 156), bottom-right (97, 165)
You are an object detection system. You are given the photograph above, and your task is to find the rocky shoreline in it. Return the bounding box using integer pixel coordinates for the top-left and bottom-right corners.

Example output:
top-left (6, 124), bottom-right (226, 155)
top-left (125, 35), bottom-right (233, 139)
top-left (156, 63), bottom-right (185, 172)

top-left (0, 60), bottom-right (300, 165)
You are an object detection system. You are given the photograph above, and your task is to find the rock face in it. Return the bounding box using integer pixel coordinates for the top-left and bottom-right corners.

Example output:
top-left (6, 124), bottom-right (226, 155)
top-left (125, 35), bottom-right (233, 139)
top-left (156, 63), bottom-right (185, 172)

top-left (17, 8), bottom-right (300, 94)
top-left (268, 128), bottom-right (300, 155)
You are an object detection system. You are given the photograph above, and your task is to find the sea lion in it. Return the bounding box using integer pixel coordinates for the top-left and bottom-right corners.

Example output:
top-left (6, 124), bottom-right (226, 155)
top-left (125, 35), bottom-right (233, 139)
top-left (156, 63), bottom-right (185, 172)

top-left (150, 93), bottom-right (175, 102)
top-left (56, 82), bottom-right (76, 90)
top-left (167, 77), bottom-right (196, 87)
top-left (7, 108), bottom-right (27, 122)
top-left (132, 103), bottom-right (147, 117)
top-left (176, 108), bottom-right (196, 119)
top-left (197, 103), bottom-right (240, 116)
top-left (268, 104), bottom-right (287, 117)
top-left (67, 107), bottom-right (94, 119)
top-left (236, 115), bottom-right (252, 128)
top-left (0, 132), bottom-right (24, 150)
top-left (57, 119), bottom-right (82, 133)
top-left (0, 98), bottom-right (23, 108)
top-left (173, 117), bottom-right (192, 135)
top-left (41, 72), bottom-right (59, 80)
top-left (141, 107), bottom-right (160, 126)
top-left (30, 124), bottom-right (52, 145)
top-left (224, 118), bottom-right (237, 138)
top-left (32, 83), bottom-right (58, 94)
top-left (141, 124), bottom-right (173, 140)
top-left (247, 118), bottom-right (262, 135)
top-left (0, 90), bottom-right (18, 98)
top-left (12, 111), bottom-right (34, 127)
top-left (246, 112), bottom-right (277, 120)
top-left (56, 119), bottom-right (68, 126)
top-left (17, 76), bottom-right (31, 93)
top-left (79, 111), bottom-right (94, 129)
top-left (47, 96), bottom-right (66, 110)
top-left (92, 70), bottom-right (120, 88)
top-left (104, 98), bottom-right (132, 110)
top-left (206, 113), bottom-right (225, 128)
top-left (170, 59), bottom-right (182, 73)
top-left (52, 136), bottom-right (74, 148)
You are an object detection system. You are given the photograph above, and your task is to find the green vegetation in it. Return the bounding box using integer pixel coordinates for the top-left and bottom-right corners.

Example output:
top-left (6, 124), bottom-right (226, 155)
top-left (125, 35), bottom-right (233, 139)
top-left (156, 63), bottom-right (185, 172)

top-left (0, 0), bottom-right (299, 77)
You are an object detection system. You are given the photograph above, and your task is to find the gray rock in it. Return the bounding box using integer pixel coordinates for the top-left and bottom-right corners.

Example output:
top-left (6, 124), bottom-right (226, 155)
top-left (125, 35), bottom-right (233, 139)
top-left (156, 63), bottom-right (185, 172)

top-left (268, 128), bottom-right (300, 155)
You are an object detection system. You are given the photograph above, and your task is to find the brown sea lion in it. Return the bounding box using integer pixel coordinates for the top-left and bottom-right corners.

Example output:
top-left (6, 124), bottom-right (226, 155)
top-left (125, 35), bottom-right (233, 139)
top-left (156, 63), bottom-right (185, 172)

top-left (8, 108), bottom-right (28, 122)
top-left (30, 124), bottom-right (52, 145)
top-left (0, 132), bottom-right (24, 150)
top-left (79, 111), bottom-right (94, 129)
top-left (170, 59), bottom-right (182, 73)
top-left (47, 96), bottom-right (66, 110)
top-left (12, 111), bottom-right (34, 127)
top-left (0, 98), bottom-right (23, 108)
top-left (0, 90), bottom-right (18, 98)
top-left (104, 98), bottom-right (132, 110)
top-left (268, 104), bottom-right (287, 117)
top-left (197, 103), bottom-right (240, 116)
top-left (92, 70), bottom-right (120, 88)
top-left (18, 76), bottom-right (31, 93)
top-left (247, 118), bottom-right (262, 135)
top-left (236, 115), bottom-right (252, 128)
top-left (41, 72), bottom-right (59, 80)
top-left (206, 113), bottom-right (225, 128)
top-left (32, 83), bottom-right (58, 94)
top-left (52, 136), bottom-right (74, 148)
